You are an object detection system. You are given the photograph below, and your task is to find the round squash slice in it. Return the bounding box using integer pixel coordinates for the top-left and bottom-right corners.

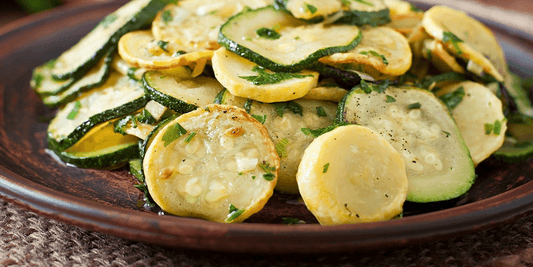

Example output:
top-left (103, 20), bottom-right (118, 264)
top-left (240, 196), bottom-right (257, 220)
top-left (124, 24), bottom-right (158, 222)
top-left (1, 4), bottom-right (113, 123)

top-left (421, 5), bottom-right (506, 82)
top-left (436, 81), bottom-right (506, 165)
top-left (212, 48), bottom-right (319, 103)
top-left (422, 39), bottom-right (465, 74)
top-left (297, 125), bottom-right (408, 225)
top-left (319, 26), bottom-right (412, 78)
top-left (143, 104), bottom-right (279, 223)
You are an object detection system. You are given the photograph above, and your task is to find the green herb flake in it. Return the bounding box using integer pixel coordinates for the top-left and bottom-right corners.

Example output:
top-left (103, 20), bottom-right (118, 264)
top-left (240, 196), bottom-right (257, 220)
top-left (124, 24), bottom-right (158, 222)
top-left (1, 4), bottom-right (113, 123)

top-left (275, 138), bottom-right (290, 158)
top-left (161, 10), bottom-right (173, 24)
top-left (256, 27), bottom-right (281, 40)
top-left (305, 3), bottom-right (318, 14)
top-left (407, 102), bottom-right (421, 110)
top-left (273, 101), bottom-right (304, 117)
top-left (439, 86), bottom-right (465, 110)
top-left (239, 65), bottom-right (313, 86)
top-left (127, 67), bottom-right (139, 80)
top-left (442, 130), bottom-right (451, 137)
top-left (259, 161), bottom-right (276, 181)
top-left (251, 114), bottom-right (267, 124)
top-left (227, 204), bottom-right (245, 222)
top-left (442, 31), bottom-right (464, 55)
top-left (282, 217), bottom-right (304, 225)
top-left (67, 101), bottom-right (82, 120)
top-left (209, 9), bottom-right (218, 15)
top-left (237, 172), bottom-right (243, 176)
top-left (243, 99), bottom-right (253, 113)
top-left (99, 14), bottom-right (118, 28)
top-left (32, 73), bottom-right (45, 88)
top-left (360, 50), bottom-right (388, 65)
top-left (114, 115), bottom-right (137, 135)
top-left (252, 176), bottom-right (256, 180)
top-left (484, 122), bottom-right (494, 135)
top-left (173, 50), bottom-right (186, 57)
top-left (485, 119), bottom-right (505, 135)
top-left (410, 3), bottom-right (422, 12)
top-left (323, 163), bottom-right (330, 173)
top-left (358, 79), bottom-right (389, 94)
top-left (184, 132), bottom-right (196, 143)
top-left (386, 95), bottom-right (396, 103)
top-left (354, 0), bottom-right (374, 6)
top-left (162, 123), bottom-right (187, 147)
top-left (316, 106), bottom-right (328, 117)
top-left (301, 122), bottom-right (354, 138)
top-left (137, 109), bottom-right (156, 124)
top-left (157, 40), bottom-right (169, 52)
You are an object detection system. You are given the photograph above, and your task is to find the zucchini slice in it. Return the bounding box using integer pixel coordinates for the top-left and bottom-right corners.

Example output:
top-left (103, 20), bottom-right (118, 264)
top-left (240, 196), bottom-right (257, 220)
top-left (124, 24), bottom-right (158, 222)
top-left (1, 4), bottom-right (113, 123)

top-left (421, 39), bottom-right (465, 74)
top-left (143, 104), bottom-right (279, 223)
top-left (41, 48), bottom-right (114, 108)
top-left (297, 125), bottom-right (407, 225)
top-left (50, 120), bottom-right (140, 169)
top-left (211, 47), bottom-right (319, 103)
top-left (151, 0), bottom-right (271, 53)
top-left (142, 71), bottom-right (224, 113)
top-left (421, 5), bottom-right (506, 82)
top-left (118, 30), bottom-right (214, 70)
top-left (48, 72), bottom-right (149, 151)
top-left (31, 59), bottom-right (75, 97)
top-left (218, 5), bottom-right (362, 72)
top-left (218, 89), bottom-right (338, 194)
top-left (51, 0), bottom-right (168, 80)
top-left (337, 86), bottom-right (475, 202)
top-left (319, 26), bottom-right (412, 78)
top-left (334, 0), bottom-right (391, 26)
top-left (435, 81), bottom-right (506, 165)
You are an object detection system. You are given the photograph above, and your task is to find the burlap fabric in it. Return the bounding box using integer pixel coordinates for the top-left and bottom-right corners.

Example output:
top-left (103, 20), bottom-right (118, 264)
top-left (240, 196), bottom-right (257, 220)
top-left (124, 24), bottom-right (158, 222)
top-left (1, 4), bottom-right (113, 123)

top-left (1, 199), bottom-right (532, 267)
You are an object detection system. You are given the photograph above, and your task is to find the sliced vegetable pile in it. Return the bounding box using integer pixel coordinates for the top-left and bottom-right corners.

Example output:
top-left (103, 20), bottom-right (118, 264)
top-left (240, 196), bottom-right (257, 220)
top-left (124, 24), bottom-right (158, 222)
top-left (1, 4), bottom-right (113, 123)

top-left (31, 0), bottom-right (533, 225)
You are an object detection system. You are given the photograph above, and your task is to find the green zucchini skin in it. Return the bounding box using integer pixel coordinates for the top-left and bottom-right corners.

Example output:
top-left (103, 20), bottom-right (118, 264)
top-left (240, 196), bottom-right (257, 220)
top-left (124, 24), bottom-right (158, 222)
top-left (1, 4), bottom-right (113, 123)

top-left (42, 48), bottom-right (115, 108)
top-left (218, 5), bottom-right (363, 73)
top-left (48, 94), bottom-right (150, 151)
top-left (51, 0), bottom-right (169, 81)
top-left (142, 72), bottom-right (200, 114)
top-left (50, 142), bottom-right (139, 169)
top-left (309, 62), bottom-right (362, 89)
top-left (31, 59), bottom-right (75, 97)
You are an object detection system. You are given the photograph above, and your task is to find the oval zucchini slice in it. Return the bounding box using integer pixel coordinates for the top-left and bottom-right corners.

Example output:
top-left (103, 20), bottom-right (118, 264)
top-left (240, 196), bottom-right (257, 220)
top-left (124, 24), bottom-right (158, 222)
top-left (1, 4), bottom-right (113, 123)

top-left (31, 59), bottom-right (75, 97)
top-left (297, 125), bottom-right (408, 225)
top-left (211, 47), bottom-right (319, 103)
top-left (143, 104), bottom-right (279, 223)
top-left (51, 0), bottom-right (168, 80)
top-left (421, 5), bottom-right (506, 82)
top-left (50, 120), bottom-right (140, 169)
top-left (337, 86), bottom-right (475, 202)
top-left (118, 30), bottom-right (214, 70)
top-left (41, 48), bottom-right (115, 108)
top-left (436, 81), bottom-right (506, 165)
top-left (48, 72), bottom-right (148, 151)
top-left (218, 5), bottom-right (362, 72)
top-left (142, 71), bottom-right (224, 113)
top-left (320, 26), bottom-right (412, 78)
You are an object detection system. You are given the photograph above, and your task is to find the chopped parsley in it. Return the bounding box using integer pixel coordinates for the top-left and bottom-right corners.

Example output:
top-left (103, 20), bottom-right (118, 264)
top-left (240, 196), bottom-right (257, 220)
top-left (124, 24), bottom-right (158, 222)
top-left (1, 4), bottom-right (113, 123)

top-left (360, 50), bottom-right (388, 65)
top-left (184, 132), bottom-right (196, 143)
top-left (173, 50), bottom-right (186, 57)
top-left (439, 86), bottom-right (465, 110)
top-left (275, 138), bottom-right (290, 158)
top-left (251, 114), bottom-right (267, 124)
top-left (407, 102), bottom-right (421, 110)
top-left (209, 9), bottom-right (218, 15)
top-left (273, 101), bottom-right (304, 117)
top-left (256, 27), bottom-right (281, 40)
top-left (259, 161), bottom-right (276, 181)
top-left (157, 40), bottom-right (169, 52)
top-left (301, 122), bottom-right (354, 138)
top-left (161, 10), bottom-right (173, 24)
top-left (114, 115), bottom-right (137, 135)
top-left (282, 217), bottom-right (304, 225)
top-left (137, 109), bottom-right (156, 124)
top-left (227, 204), bottom-right (245, 222)
top-left (316, 106), bottom-right (328, 117)
top-left (442, 31), bottom-right (464, 55)
top-left (162, 122), bottom-right (187, 147)
top-left (67, 101), bottom-right (82, 120)
top-left (442, 130), bottom-right (451, 137)
top-left (243, 99), bottom-right (253, 113)
top-left (305, 3), bottom-right (317, 14)
top-left (485, 119), bottom-right (505, 135)
top-left (323, 163), bottom-right (330, 173)
top-left (127, 67), bottom-right (139, 80)
top-left (239, 65), bottom-right (313, 86)
top-left (386, 95), bottom-right (396, 103)
top-left (359, 79), bottom-right (389, 94)
top-left (99, 14), bottom-right (117, 28)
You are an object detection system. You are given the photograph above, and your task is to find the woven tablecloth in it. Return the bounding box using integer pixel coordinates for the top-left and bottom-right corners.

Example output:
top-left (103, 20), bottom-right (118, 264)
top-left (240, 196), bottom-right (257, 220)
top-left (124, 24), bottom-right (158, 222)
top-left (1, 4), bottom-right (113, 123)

top-left (1, 198), bottom-right (532, 267)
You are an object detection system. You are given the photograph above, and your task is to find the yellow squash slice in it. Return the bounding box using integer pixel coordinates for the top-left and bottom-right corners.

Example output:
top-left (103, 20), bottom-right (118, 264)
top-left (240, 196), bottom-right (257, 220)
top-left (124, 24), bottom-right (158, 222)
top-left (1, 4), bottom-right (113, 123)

top-left (320, 26), bottom-right (412, 78)
top-left (387, 13), bottom-right (424, 36)
top-left (211, 48), bottom-right (319, 103)
top-left (283, 0), bottom-right (342, 20)
top-left (435, 81), bottom-right (506, 165)
top-left (421, 5), bottom-right (506, 81)
top-left (118, 30), bottom-right (214, 69)
top-left (297, 125), bottom-right (408, 225)
top-left (422, 39), bottom-right (465, 74)
top-left (143, 104), bottom-right (279, 223)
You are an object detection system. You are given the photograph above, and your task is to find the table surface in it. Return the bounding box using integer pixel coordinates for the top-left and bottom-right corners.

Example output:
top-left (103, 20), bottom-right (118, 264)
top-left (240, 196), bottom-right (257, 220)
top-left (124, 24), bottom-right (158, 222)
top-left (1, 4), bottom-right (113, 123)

top-left (1, 0), bottom-right (533, 266)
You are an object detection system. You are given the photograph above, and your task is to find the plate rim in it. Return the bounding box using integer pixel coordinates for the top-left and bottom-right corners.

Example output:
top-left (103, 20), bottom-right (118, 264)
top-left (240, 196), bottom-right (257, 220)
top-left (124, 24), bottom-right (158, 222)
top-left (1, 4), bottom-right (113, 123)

top-left (1, 0), bottom-right (533, 253)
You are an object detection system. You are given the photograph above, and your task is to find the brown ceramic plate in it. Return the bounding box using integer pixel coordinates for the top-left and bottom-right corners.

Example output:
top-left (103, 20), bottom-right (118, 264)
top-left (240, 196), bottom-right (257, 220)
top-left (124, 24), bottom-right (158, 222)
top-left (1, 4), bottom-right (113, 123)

top-left (1, 0), bottom-right (533, 254)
